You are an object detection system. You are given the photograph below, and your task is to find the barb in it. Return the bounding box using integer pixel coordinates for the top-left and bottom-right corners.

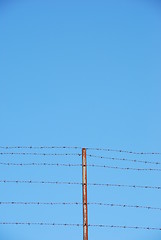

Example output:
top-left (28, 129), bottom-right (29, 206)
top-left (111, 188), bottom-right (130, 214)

top-left (87, 154), bottom-right (161, 166)
top-left (1, 162), bottom-right (161, 172)
top-left (87, 147), bottom-right (161, 155)
top-left (0, 152), bottom-right (81, 157)
top-left (0, 222), bottom-right (160, 231)
top-left (1, 201), bottom-right (161, 211)
top-left (0, 180), bottom-right (161, 190)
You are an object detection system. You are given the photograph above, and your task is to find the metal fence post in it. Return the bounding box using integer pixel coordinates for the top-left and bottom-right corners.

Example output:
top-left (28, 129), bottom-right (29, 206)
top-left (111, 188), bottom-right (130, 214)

top-left (82, 148), bottom-right (88, 240)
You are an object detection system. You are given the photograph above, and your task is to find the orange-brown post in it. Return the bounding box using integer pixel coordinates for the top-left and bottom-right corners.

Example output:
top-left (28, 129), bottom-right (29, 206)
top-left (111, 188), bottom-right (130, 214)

top-left (82, 148), bottom-right (88, 240)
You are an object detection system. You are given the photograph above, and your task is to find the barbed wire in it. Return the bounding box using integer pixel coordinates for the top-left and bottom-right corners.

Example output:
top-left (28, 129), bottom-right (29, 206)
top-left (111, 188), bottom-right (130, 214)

top-left (1, 152), bottom-right (161, 166)
top-left (89, 202), bottom-right (161, 211)
top-left (1, 162), bottom-right (161, 172)
top-left (1, 201), bottom-right (161, 211)
top-left (0, 146), bottom-right (82, 150)
top-left (0, 162), bottom-right (82, 167)
top-left (87, 154), bottom-right (161, 166)
top-left (0, 222), bottom-right (82, 227)
top-left (0, 180), bottom-right (81, 185)
top-left (0, 146), bottom-right (160, 155)
top-left (0, 222), bottom-right (160, 231)
top-left (88, 182), bottom-right (161, 190)
top-left (86, 147), bottom-right (161, 155)
top-left (88, 164), bottom-right (161, 172)
top-left (0, 201), bottom-right (81, 206)
top-left (1, 180), bottom-right (161, 190)
top-left (1, 152), bottom-right (161, 167)
top-left (0, 152), bottom-right (81, 157)
top-left (88, 224), bottom-right (161, 231)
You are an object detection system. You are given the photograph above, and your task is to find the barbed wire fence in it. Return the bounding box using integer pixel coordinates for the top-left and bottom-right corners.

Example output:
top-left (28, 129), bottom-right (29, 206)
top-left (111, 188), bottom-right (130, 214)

top-left (1, 146), bottom-right (161, 239)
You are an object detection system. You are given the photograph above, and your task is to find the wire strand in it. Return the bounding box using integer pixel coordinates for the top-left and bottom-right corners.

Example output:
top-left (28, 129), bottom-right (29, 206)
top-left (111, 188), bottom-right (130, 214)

top-left (1, 162), bottom-right (161, 172)
top-left (0, 162), bottom-right (82, 167)
top-left (0, 222), bottom-right (81, 227)
top-left (0, 152), bottom-right (81, 157)
top-left (0, 201), bottom-right (81, 206)
top-left (0, 222), bottom-right (160, 231)
top-left (1, 180), bottom-right (161, 190)
top-left (86, 147), bottom-right (161, 155)
top-left (0, 146), bottom-right (160, 155)
top-left (0, 146), bottom-right (82, 150)
top-left (1, 201), bottom-right (161, 211)
top-left (88, 202), bottom-right (161, 211)
top-left (88, 224), bottom-right (161, 231)
top-left (87, 154), bottom-right (161, 166)
top-left (1, 152), bottom-right (160, 166)
top-left (0, 180), bottom-right (81, 185)
top-left (88, 164), bottom-right (161, 172)
top-left (88, 182), bottom-right (161, 190)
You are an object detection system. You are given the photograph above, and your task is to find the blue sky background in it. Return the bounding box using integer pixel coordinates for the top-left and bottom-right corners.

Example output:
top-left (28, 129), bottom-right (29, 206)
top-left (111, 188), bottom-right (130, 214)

top-left (0, 0), bottom-right (161, 239)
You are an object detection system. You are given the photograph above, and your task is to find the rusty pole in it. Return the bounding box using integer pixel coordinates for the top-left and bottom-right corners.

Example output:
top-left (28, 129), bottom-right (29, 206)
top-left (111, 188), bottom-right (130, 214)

top-left (82, 148), bottom-right (88, 240)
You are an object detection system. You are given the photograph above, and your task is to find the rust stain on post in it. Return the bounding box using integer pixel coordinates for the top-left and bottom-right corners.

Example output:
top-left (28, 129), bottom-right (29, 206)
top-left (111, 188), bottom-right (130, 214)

top-left (82, 148), bottom-right (88, 240)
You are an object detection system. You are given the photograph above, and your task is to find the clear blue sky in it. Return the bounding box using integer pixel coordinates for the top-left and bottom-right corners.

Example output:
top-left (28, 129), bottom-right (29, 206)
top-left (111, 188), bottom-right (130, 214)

top-left (0, 0), bottom-right (161, 239)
